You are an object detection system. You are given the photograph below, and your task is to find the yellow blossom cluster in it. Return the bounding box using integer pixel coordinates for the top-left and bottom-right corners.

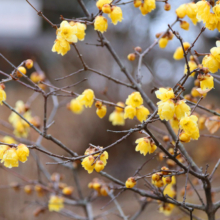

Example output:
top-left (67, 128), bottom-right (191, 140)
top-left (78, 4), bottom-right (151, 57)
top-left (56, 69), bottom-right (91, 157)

top-left (176, 3), bottom-right (198, 27)
top-left (196, 0), bottom-right (220, 31)
top-left (88, 178), bottom-right (110, 196)
top-left (152, 167), bottom-right (176, 188)
top-left (52, 20), bottom-right (86, 56)
top-left (124, 92), bottom-right (150, 122)
top-left (0, 144), bottom-right (29, 168)
top-left (8, 101), bottom-right (36, 138)
top-left (81, 146), bottom-right (108, 173)
top-left (133, 0), bottom-right (156, 16)
top-left (125, 177), bottom-right (136, 188)
top-left (109, 102), bottom-right (125, 126)
top-left (156, 88), bottom-right (191, 121)
top-left (48, 195), bottom-right (64, 212)
top-left (135, 137), bottom-right (157, 156)
top-left (173, 42), bottom-right (191, 60)
top-left (94, 0), bottom-right (123, 33)
top-left (69, 89), bottom-right (95, 114)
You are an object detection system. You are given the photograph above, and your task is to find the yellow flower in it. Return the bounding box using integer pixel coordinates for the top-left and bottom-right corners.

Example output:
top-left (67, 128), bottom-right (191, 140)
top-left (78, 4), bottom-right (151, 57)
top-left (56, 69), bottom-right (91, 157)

top-left (204, 13), bottom-right (218, 31)
top-left (135, 137), bottom-right (157, 156)
top-left (94, 160), bottom-right (105, 172)
top-left (179, 115), bottom-right (200, 140)
top-left (100, 151), bottom-right (108, 166)
top-left (57, 21), bottom-right (78, 43)
top-left (125, 177), bottom-right (136, 188)
top-left (81, 155), bottom-right (95, 174)
top-left (96, 105), bottom-right (107, 118)
top-left (16, 144), bottom-right (29, 163)
top-left (175, 100), bottom-right (191, 120)
top-left (74, 22), bottom-right (86, 41)
top-left (202, 54), bottom-right (219, 73)
top-left (185, 3), bottom-right (197, 19)
top-left (200, 74), bottom-right (214, 90)
top-left (136, 105), bottom-right (150, 122)
top-left (0, 145), bottom-right (9, 159)
top-left (179, 131), bottom-right (191, 143)
top-left (102, 4), bottom-right (111, 14)
top-left (157, 100), bottom-right (175, 121)
top-left (80, 89), bottom-right (95, 108)
top-left (175, 4), bottom-right (186, 18)
top-left (155, 88), bottom-right (174, 102)
top-left (2, 136), bottom-right (17, 144)
top-left (94, 16), bottom-right (108, 33)
top-left (213, 3), bottom-right (220, 18)
top-left (184, 60), bottom-right (197, 77)
top-left (173, 42), bottom-right (190, 60)
top-left (115, 102), bottom-right (125, 112)
top-left (170, 117), bottom-right (179, 130)
top-left (0, 88), bottom-right (6, 105)
top-left (109, 111), bottom-right (125, 126)
top-left (108, 6), bottom-right (123, 25)
top-left (159, 37), bottom-right (169, 49)
top-left (134, 0), bottom-right (142, 8)
top-left (70, 98), bottom-right (84, 114)
top-left (52, 39), bottom-right (71, 56)
top-left (96, 0), bottom-right (112, 10)
top-left (48, 195), bottom-right (64, 212)
top-left (126, 92), bottom-right (143, 107)
top-left (159, 203), bottom-right (175, 216)
top-left (210, 47), bottom-right (220, 62)
top-left (124, 105), bottom-right (136, 119)
top-left (140, 0), bottom-right (156, 16)
top-left (180, 21), bottom-right (190, 30)
top-left (1, 148), bottom-right (19, 168)
top-left (196, 0), bottom-right (211, 22)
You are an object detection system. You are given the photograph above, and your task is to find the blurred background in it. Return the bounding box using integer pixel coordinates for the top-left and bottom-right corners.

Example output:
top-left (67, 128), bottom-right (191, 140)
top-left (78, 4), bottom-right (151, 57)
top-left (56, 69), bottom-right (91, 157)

top-left (0, 0), bottom-right (220, 219)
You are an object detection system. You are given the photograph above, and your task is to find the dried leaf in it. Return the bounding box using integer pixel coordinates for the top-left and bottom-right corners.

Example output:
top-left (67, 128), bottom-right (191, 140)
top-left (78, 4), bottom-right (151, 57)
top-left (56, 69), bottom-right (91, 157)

top-left (205, 116), bottom-right (220, 134)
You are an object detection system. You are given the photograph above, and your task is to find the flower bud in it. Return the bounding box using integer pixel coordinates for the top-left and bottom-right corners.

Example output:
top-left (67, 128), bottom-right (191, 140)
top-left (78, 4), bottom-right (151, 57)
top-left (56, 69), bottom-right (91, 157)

top-left (134, 46), bottom-right (142, 53)
top-left (125, 177), bottom-right (136, 188)
top-left (163, 135), bottom-right (170, 142)
top-left (24, 185), bottom-right (32, 194)
top-left (95, 101), bottom-right (102, 109)
top-left (100, 186), bottom-right (109, 196)
top-left (25, 59), bottom-right (34, 69)
top-left (127, 53), bottom-right (136, 61)
top-left (166, 159), bottom-right (176, 167)
top-left (180, 21), bottom-right (190, 30)
top-left (134, 0), bottom-right (142, 7)
top-left (16, 66), bottom-right (27, 77)
top-left (164, 3), bottom-right (171, 11)
top-left (62, 186), bottom-right (74, 195)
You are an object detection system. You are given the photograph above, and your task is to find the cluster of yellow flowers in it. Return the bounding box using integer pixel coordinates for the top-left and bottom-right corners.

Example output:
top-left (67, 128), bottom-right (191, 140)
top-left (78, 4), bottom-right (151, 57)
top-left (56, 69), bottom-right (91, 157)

top-left (155, 88), bottom-right (200, 142)
top-left (109, 102), bottom-right (125, 126)
top-left (48, 195), bottom-right (64, 212)
top-left (124, 92), bottom-right (150, 122)
top-left (133, 0), bottom-right (156, 16)
top-left (88, 178), bottom-right (109, 196)
top-left (81, 146), bottom-right (108, 173)
top-left (94, 0), bottom-right (123, 33)
top-left (173, 42), bottom-right (191, 60)
top-left (196, 0), bottom-right (220, 31)
top-left (151, 167), bottom-right (175, 188)
top-left (125, 177), bottom-right (136, 188)
top-left (135, 137), bottom-right (157, 156)
top-left (69, 89), bottom-right (95, 114)
top-left (8, 101), bottom-right (37, 138)
top-left (176, 3), bottom-right (198, 27)
top-left (52, 20), bottom-right (86, 56)
top-left (0, 144), bottom-right (29, 168)
top-left (157, 31), bottom-right (174, 49)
